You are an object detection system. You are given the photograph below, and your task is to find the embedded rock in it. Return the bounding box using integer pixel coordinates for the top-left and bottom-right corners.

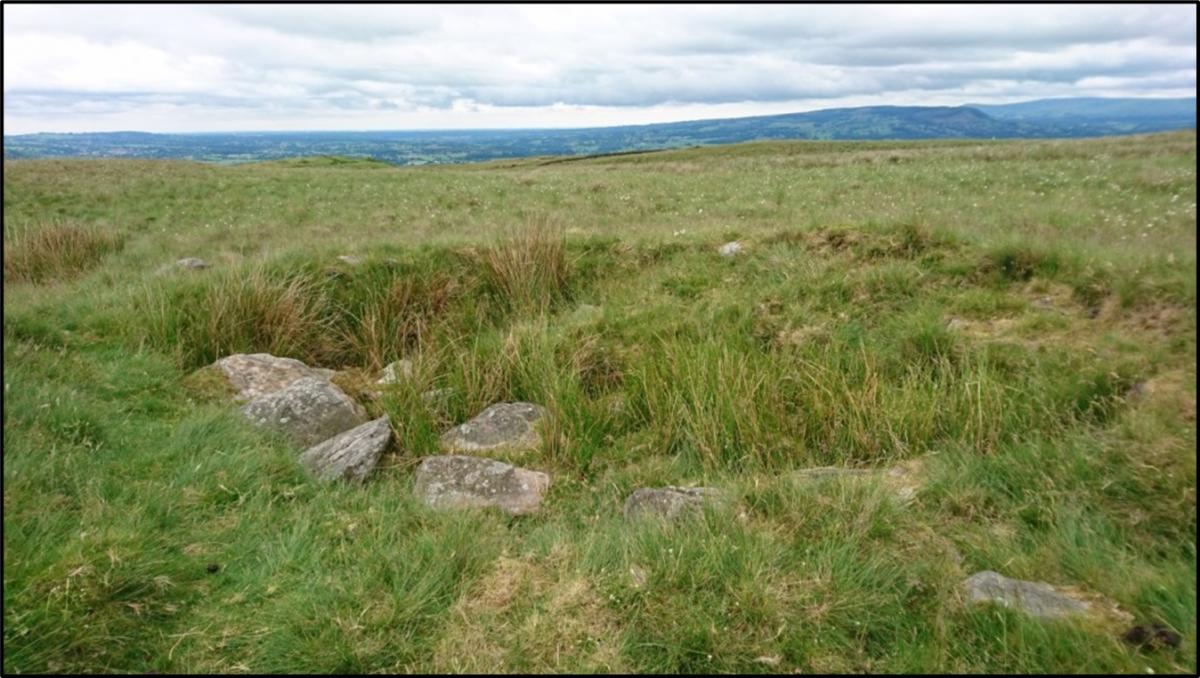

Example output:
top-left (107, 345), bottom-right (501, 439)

top-left (439, 402), bottom-right (547, 454)
top-left (215, 353), bottom-right (334, 401)
top-left (377, 359), bottom-right (414, 385)
top-left (241, 377), bottom-right (368, 447)
top-left (623, 486), bottom-right (729, 521)
top-left (299, 416), bottom-right (391, 483)
top-left (719, 241), bottom-right (743, 257)
top-left (177, 257), bottom-right (211, 270)
top-left (413, 455), bottom-right (550, 516)
top-left (962, 570), bottom-right (1090, 619)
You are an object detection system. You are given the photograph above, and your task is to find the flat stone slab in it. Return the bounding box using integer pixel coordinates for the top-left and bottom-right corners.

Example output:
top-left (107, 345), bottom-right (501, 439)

top-left (439, 402), bottom-right (547, 454)
top-left (962, 570), bottom-right (1090, 619)
top-left (241, 377), bottom-right (368, 448)
top-left (413, 455), bottom-right (550, 516)
top-left (215, 353), bottom-right (334, 401)
top-left (624, 486), bottom-right (729, 521)
top-left (299, 416), bottom-right (391, 483)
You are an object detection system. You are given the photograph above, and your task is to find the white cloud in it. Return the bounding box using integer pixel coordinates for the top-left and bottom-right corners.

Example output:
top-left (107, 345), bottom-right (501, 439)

top-left (3, 4), bottom-right (1195, 133)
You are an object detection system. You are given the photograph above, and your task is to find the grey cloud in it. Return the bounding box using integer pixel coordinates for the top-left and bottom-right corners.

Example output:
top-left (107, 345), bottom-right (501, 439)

top-left (3, 5), bottom-right (1194, 132)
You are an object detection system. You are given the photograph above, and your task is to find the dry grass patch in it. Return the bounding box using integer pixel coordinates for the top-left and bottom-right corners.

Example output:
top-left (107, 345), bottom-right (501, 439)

top-left (4, 221), bottom-right (124, 283)
top-left (432, 548), bottom-right (626, 673)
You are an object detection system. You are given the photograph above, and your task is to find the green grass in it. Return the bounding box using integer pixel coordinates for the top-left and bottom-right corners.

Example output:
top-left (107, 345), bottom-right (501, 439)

top-left (3, 132), bottom-right (1196, 673)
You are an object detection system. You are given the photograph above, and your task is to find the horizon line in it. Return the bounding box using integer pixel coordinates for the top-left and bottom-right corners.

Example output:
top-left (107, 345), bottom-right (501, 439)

top-left (5, 95), bottom-right (1196, 137)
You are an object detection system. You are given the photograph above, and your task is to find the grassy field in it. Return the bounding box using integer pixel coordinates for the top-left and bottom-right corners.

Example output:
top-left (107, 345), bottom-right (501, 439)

top-left (3, 132), bottom-right (1196, 673)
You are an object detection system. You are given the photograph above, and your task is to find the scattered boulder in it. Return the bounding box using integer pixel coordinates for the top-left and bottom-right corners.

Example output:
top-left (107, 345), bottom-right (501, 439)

top-left (241, 377), bottom-right (368, 447)
top-left (176, 257), bottom-right (210, 270)
top-left (719, 241), bottom-right (743, 257)
top-left (215, 353), bottom-right (334, 401)
top-left (623, 486), bottom-right (729, 521)
top-left (299, 416), bottom-right (391, 483)
top-left (962, 570), bottom-right (1091, 619)
top-left (440, 402), bottom-right (547, 454)
top-left (413, 455), bottom-right (550, 516)
top-left (377, 359), bottom-right (414, 385)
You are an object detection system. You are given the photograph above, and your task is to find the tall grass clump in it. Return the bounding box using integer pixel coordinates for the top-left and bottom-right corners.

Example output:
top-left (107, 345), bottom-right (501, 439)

top-left (3, 220), bottom-right (124, 283)
top-left (139, 265), bottom-right (331, 369)
top-left (479, 221), bottom-right (572, 315)
top-left (332, 268), bottom-right (467, 370)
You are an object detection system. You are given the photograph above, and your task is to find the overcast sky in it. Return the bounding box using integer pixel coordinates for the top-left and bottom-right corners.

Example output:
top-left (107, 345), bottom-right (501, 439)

top-left (3, 3), bottom-right (1196, 134)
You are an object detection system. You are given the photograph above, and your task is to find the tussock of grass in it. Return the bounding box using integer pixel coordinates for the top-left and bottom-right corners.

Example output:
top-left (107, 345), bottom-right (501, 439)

top-left (3, 220), bottom-right (124, 283)
top-left (478, 221), bottom-right (572, 315)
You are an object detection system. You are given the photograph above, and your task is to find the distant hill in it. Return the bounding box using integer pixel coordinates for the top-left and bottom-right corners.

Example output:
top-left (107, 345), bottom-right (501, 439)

top-left (4, 97), bottom-right (1194, 165)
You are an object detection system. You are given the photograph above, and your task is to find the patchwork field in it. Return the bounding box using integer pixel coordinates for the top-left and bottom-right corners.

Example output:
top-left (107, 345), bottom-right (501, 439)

top-left (3, 132), bottom-right (1196, 673)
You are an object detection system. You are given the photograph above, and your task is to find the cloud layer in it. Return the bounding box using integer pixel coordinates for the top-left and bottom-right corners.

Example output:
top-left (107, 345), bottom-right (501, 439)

top-left (4, 4), bottom-right (1195, 133)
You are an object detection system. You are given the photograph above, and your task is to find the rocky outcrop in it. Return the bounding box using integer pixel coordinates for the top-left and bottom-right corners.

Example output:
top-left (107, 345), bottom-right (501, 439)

top-left (241, 376), bottom-right (367, 447)
top-left (439, 402), bottom-right (547, 454)
top-left (299, 416), bottom-right (391, 482)
top-left (413, 455), bottom-right (550, 516)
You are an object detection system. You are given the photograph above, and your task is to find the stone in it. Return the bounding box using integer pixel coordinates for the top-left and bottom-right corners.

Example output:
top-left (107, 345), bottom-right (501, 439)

top-left (214, 353), bottom-right (334, 401)
top-left (623, 486), bottom-right (728, 521)
top-left (568, 304), bottom-right (603, 324)
top-left (413, 455), bottom-right (550, 516)
top-left (176, 257), bottom-right (210, 270)
top-left (299, 416), bottom-right (391, 483)
top-left (377, 359), bottom-right (414, 385)
top-left (962, 570), bottom-right (1090, 619)
top-left (241, 377), bottom-right (368, 448)
top-left (793, 458), bottom-right (926, 505)
top-left (719, 241), bottom-right (743, 257)
top-left (422, 387), bottom-right (455, 403)
top-left (794, 466), bottom-right (874, 480)
top-left (439, 402), bottom-right (547, 454)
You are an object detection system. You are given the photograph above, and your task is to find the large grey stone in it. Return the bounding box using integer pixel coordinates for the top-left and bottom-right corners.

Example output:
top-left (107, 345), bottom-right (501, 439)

top-left (299, 416), bottom-right (391, 483)
top-left (962, 570), bottom-right (1090, 619)
top-left (439, 402), bottom-right (547, 454)
top-left (623, 486), bottom-right (729, 521)
top-left (413, 455), bottom-right (550, 516)
top-left (241, 377), bottom-right (368, 447)
top-left (215, 353), bottom-right (333, 401)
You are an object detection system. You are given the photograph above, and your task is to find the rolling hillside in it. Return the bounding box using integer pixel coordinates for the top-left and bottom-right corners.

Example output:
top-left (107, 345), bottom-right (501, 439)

top-left (4, 97), bottom-right (1195, 166)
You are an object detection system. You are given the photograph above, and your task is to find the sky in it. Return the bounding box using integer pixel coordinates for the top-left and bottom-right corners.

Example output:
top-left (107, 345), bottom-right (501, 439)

top-left (3, 3), bottom-right (1196, 134)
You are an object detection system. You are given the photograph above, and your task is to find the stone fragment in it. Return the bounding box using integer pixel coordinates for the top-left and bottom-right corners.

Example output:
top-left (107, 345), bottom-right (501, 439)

top-left (623, 486), bottom-right (728, 521)
top-left (299, 416), bottom-right (391, 482)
